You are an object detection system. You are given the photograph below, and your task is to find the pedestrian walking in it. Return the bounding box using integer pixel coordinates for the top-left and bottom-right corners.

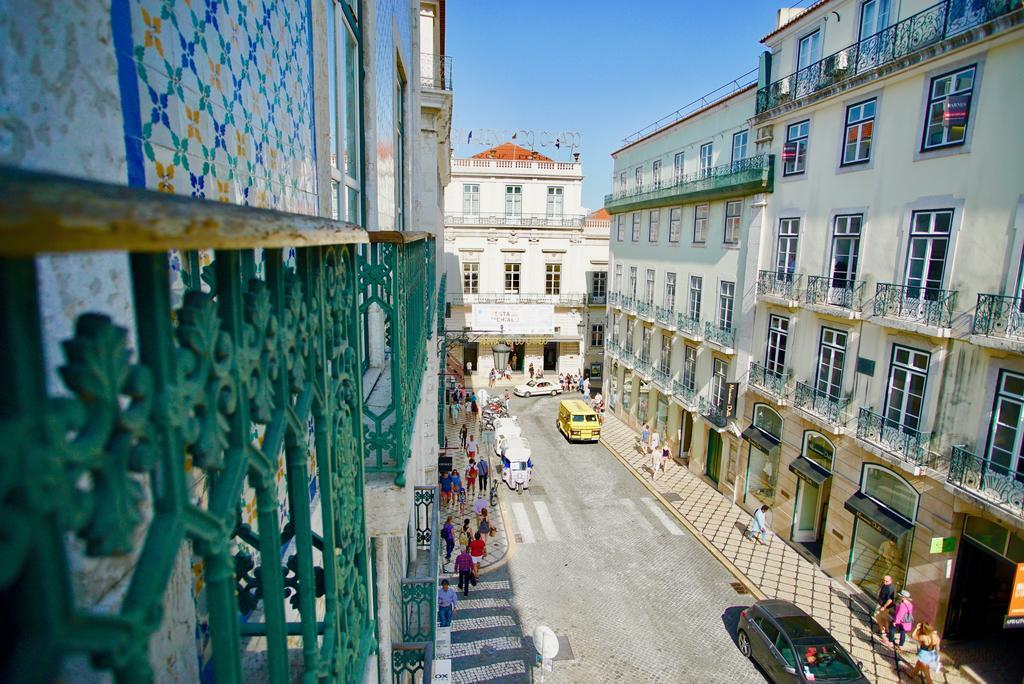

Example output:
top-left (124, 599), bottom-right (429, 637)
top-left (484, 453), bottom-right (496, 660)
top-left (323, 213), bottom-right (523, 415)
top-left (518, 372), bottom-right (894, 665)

top-left (465, 360), bottom-right (473, 376)
top-left (583, 376), bottom-right (590, 396)
top-left (489, 368), bottom-right (497, 387)
top-left (459, 424), bottom-right (468, 449)
top-left (477, 456), bottom-right (490, 493)
top-left (466, 460), bottom-right (478, 496)
top-left (466, 434), bottom-right (478, 463)
top-left (559, 372), bottom-right (565, 391)
top-left (441, 515), bottom-right (455, 561)
top-left (528, 362), bottom-right (535, 379)
top-left (650, 431), bottom-right (662, 479)
top-left (455, 547), bottom-right (474, 596)
top-left (478, 508), bottom-right (491, 537)
top-left (439, 471), bottom-right (454, 509)
top-left (449, 400), bottom-right (459, 424)
top-left (874, 575), bottom-right (895, 638)
top-left (660, 444), bottom-right (671, 475)
top-left (437, 579), bottom-right (457, 627)
top-left (746, 504), bottom-right (770, 544)
top-left (503, 388), bottom-right (511, 410)
top-left (451, 470), bottom-right (462, 503)
top-left (458, 519), bottom-right (471, 549)
top-left (640, 423), bottom-right (650, 453)
top-left (473, 493), bottom-right (488, 519)
top-left (908, 623), bottom-right (941, 683)
top-left (470, 392), bottom-right (479, 419)
top-left (469, 531), bottom-right (486, 577)
top-left (504, 362), bottom-right (513, 380)
top-left (888, 590), bottom-right (914, 650)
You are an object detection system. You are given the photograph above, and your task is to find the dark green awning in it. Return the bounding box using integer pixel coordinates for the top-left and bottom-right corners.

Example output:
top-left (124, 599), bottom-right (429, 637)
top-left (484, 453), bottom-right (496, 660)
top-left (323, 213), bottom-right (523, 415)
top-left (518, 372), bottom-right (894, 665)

top-left (741, 424), bottom-right (779, 453)
top-left (844, 492), bottom-right (914, 540)
top-left (788, 456), bottom-right (831, 487)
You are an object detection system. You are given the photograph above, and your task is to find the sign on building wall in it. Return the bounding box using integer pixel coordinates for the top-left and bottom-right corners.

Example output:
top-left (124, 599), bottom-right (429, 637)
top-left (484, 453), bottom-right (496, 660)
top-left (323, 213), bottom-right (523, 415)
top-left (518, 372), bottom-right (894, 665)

top-left (472, 304), bottom-right (555, 335)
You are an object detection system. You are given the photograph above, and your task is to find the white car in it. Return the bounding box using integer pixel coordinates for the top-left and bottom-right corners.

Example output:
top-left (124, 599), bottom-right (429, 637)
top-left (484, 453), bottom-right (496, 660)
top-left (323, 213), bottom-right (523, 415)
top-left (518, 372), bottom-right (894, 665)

top-left (513, 378), bottom-right (562, 397)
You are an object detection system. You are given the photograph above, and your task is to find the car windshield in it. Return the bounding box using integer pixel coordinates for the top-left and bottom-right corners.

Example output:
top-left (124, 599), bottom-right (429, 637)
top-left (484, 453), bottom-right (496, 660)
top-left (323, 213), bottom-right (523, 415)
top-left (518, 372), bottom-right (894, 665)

top-left (526, 380), bottom-right (538, 386)
top-left (792, 639), bottom-right (860, 680)
top-left (584, 415), bottom-right (598, 422)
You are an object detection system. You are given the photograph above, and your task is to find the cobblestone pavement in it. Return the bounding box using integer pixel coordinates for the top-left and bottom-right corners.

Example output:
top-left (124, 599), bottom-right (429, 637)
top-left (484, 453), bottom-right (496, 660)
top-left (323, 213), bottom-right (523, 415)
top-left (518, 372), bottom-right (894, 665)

top-left (601, 411), bottom-right (974, 684)
top-left (447, 393), bottom-right (765, 683)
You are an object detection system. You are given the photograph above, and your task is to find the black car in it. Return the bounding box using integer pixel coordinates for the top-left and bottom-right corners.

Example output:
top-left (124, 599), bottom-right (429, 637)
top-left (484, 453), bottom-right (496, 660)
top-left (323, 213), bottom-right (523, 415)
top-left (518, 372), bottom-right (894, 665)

top-left (736, 599), bottom-right (868, 683)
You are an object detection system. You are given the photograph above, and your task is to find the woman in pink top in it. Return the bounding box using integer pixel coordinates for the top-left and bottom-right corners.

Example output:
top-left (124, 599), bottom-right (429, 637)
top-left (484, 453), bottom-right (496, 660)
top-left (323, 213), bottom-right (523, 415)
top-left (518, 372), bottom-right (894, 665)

top-left (887, 589), bottom-right (914, 649)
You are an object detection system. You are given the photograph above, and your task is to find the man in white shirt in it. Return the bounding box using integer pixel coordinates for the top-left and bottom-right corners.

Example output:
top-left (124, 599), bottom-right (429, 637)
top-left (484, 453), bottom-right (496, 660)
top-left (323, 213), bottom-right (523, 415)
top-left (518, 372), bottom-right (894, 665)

top-left (650, 431), bottom-right (662, 479)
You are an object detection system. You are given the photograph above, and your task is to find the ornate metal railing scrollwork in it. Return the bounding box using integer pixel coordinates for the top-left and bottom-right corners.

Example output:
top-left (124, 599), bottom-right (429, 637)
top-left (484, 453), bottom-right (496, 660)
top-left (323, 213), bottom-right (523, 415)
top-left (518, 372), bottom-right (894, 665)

top-left (947, 445), bottom-right (1024, 520)
top-left (972, 293), bottom-right (1024, 339)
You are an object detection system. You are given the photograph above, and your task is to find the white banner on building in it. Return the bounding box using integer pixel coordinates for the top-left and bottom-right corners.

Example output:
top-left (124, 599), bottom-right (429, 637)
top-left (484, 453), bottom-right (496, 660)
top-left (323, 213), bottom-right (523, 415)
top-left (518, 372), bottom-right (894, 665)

top-left (472, 304), bottom-right (554, 335)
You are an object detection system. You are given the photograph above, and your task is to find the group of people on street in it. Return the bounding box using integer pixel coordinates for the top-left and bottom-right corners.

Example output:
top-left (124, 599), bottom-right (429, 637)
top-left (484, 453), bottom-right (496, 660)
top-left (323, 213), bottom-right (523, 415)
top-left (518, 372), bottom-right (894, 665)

top-left (438, 500), bottom-right (494, 625)
top-left (873, 575), bottom-right (942, 682)
top-left (639, 422), bottom-right (671, 481)
top-left (558, 372), bottom-right (589, 395)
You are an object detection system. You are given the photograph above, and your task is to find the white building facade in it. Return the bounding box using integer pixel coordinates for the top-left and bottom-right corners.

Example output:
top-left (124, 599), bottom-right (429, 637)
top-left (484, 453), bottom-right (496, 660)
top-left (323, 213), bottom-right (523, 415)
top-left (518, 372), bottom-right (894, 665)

top-left (442, 145), bottom-right (609, 383)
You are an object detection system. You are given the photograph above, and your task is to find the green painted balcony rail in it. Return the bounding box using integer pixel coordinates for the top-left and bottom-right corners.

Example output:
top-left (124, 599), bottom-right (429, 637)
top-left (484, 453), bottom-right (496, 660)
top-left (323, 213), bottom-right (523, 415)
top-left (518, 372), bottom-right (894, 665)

top-left (604, 155), bottom-right (774, 213)
top-left (590, 292), bottom-right (607, 305)
top-left (637, 300), bottom-right (653, 318)
top-left (652, 367), bottom-right (672, 391)
top-left (972, 293), bottom-right (1024, 339)
top-left (609, 292), bottom-right (621, 306)
top-left (607, 340), bottom-right (622, 357)
top-left (624, 341), bottom-right (634, 355)
top-left (443, 211), bottom-right (586, 228)
top-left (0, 167), bottom-right (374, 682)
top-left (874, 282), bottom-right (958, 328)
top-left (402, 487), bottom-right (439, 644)
top-left (757, 270), bottom-right (803, 301)
top-left (805, 275), bottom-right (865, 312)
top-left (705, 321), bottom-right (736, 350)
top-left (360, 232), bottom-right (436, 485)
top-left (947, 446), bottom-right (1024, 521)
top-left (756, 0), bottom-right (1017, 114)
top-left (655, 305), bottom-right (675, 327)
top-left (622, 295), bottom-right (636, 312)
top-left (699, 395), bottom-right (729, 428)
top-left (856, 407), bottom-right (939, 468)
top-left (793, 381), bottom-right (849, 427)
top-left (748, 362), bottom-right (790, 399)
top-left (673, 379), bottom-right (698, 406)
top-left (392, 642), bottom-right (433, 684)
top-left (436, 273), bottom-right (447, 336)
top-left (676, 313), bottom-right (702, 337)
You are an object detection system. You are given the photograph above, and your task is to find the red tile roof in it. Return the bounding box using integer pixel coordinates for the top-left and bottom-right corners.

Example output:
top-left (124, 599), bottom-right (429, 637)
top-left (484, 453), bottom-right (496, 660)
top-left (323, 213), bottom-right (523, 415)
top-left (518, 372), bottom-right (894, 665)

top-left (471, 142), bottom-right (554, 162)
top-left (760, 0), bottom-right (837, 43)
top-left (588, 208), bottom-right (610, 220)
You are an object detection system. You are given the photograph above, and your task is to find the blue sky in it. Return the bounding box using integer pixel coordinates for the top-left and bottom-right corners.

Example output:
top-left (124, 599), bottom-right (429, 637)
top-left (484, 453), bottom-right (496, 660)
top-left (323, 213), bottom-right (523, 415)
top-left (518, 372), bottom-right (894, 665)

top-left (447, 0), bottom-right (800, 211)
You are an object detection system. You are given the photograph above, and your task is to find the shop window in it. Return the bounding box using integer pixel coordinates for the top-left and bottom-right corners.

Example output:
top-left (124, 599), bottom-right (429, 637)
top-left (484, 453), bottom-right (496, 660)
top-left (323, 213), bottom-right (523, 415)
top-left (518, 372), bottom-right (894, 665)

top-left (746, 404), bottom-right (783, 506)
top-left (862, 463), bottom-right (919, 521)
top-left (622, 371), bottom-right (633, 412)
top-left (802, 432), bottom-right (834, 472)
top-left (637, 381), bottom-right (650, 418)
top-left (963, 515), bottom-right (1024, 562)
top-left (656, 396), bottom-right (668, 434)
top-left (847, 465), bottom-right (918, 597)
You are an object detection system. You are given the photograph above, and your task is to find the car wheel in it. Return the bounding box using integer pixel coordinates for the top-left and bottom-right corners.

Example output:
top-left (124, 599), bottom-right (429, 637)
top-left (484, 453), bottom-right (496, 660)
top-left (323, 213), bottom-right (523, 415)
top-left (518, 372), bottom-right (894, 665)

top-left (737, 630), bottom-right (752, 659)
top-left (525, 391), bottom-right (531, 397)
top-left (550, 389), bottom-right (557, 396)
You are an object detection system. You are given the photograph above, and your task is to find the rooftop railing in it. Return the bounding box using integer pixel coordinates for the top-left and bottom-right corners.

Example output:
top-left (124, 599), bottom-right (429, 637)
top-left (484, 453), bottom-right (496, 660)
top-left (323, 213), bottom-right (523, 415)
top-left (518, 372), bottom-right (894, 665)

top-left (444, 212), bottom-right (586, 228)
top-left (972, 293), bottom-right (1024, 340)
top-left (756, 0), bottom-right (1017, 114)
top-left (805, 275), bottom-right (865, 312)
top-left (874, 282), bottom-right (958, 328)
top-left (947, 446), bottom-right (1024, 521)
top-left (604, 155), bottom-right (773, 212)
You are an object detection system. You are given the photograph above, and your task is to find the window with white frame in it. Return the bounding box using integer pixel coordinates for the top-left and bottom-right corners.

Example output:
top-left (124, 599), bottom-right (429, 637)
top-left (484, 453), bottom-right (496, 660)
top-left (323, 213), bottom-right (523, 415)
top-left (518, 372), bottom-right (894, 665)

top-left (719, 281), bottom-right (735, 330)
top-left (815, 327), bottom-right (847, 399)
top-left (776, 218), bottom-right (800, 276)
top-left (859, 0), bottom-right (891, 40)
top-left (648, 209), bottom-right (660, 242)
top-left (462, 183), bottom-right (480, 216)
top-left (629, 266), bottom-right (637, 298)
top-left (783, 120), bottom-right (809, 175)
top-left (631, 212), bottom-right (641, 241)
top-left (673, 152), bottom-right (685, 182)
top-left (683, 345), bottom-right (697, 391)
top-left (327, 0), bottom-right (361, 222)
top-left (625, 319), bottom-right (635, 352)
top-left (732, 129), bottom-right (748, 165)
top-left (688, 276), bottom-right (702, 321)
top-left (505, 185), bottom-right (522, 217)
top-left (712, 357), bottom-right (728, 407)
top-left (693, 204), bottom-right (709, 243)
top-left (504, 262), bottom-right (521, 294)
top-left (462, 261), bottom-right (479, 294)
top-left (641, 326), bottom-right (652, 363)
top-left (885, 345), bottom-right (930, 432)
top-left (830, 214), bottom-right (862, 289)
top-left (922, 65), bottom-right (976, 151)
top-left (699, 142), bottom-right (713, 176)
top-left (619, 171), bottom-right (627, 193)
top-left (724, 200), bottom-right (741, 245)
top-left (592, 271), bottom-right (607, 298)
top-left (798, 29), bottom-right (822, 70)
top-left (545, 263), bottom-right (561, 295)
top-left (843, 99), bottom-right (876, 165)
top-left (765, 315), bottom-right (789, 376)
top-left (635, 166), bottom-right (643, 191)
top-left (645, 269), bottom-right (655, 305)
top-left (986, 370), bottom-right (1024, 479)
top-left (590, 323), bottom-right (605, 348)
top-left (616, 215), bottom-right (625, 241)
top-left (664, 272), bottom-right (676, 310)
top-left (546, 186), bottom-right (564, 218)
top-left (652, 160), bottom-right (662, 188)
top-left (614, 264), bottom-right (622, 293)
top-left (905, 209), bottom-right (952, 297)
top-left (660, 335), bottom-right (672, 374)
top-left (669, 207), bottom-right (682, 243)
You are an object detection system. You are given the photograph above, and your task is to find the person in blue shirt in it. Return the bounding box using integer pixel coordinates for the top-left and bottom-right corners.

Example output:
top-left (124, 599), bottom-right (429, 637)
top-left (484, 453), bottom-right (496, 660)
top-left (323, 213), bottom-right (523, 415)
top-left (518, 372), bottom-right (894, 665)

top-left (437, 579), bottom-right (458, 627)
top-left (439, 471), bottom-right (454, 509)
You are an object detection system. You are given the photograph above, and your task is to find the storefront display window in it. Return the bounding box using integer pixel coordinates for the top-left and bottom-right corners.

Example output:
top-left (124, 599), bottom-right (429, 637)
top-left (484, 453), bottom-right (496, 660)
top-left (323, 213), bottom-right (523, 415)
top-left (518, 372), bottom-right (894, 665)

top-left (656, 397), bottom-right (668, 434)
top-left (745, 405), bottom-right (783, 506)
top-left (622, 371), bottom-right (633, 412)
top-left (849, 519), bottom-right (913, 598)
top-left (637, 381), bottom-right (650, 420)
top-left (803, 432), bottom-right (834, 471)
top-left (847, 465), bottom-right (919, 597)
top-left (863, 465), bottom-right (918, 521)
top-left (609, 369), bottom-right (618, 409)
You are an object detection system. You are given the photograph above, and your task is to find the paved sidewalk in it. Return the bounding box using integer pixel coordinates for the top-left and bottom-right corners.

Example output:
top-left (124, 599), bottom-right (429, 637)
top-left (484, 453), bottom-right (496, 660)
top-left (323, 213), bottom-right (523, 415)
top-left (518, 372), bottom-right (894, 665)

top-left (601, 412), bottom-right (971, 684)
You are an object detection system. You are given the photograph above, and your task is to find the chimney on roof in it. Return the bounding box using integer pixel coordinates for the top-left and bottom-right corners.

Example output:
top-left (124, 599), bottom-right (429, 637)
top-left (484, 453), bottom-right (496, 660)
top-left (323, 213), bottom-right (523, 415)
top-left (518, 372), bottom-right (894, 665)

top-left (776, 7), bottom-right (805, 29)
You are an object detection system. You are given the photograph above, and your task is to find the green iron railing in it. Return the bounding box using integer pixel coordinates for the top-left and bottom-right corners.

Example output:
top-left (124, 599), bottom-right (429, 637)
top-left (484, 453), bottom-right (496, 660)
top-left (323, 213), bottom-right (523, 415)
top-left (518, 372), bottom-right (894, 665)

top-left (0, 167), bottom-right (375, 682)
top-left (676, 313), bottom-right (701, 338)
top-left (655, 305), bottom-right (675, 327)
top-left (947, 446), bottom-right (1024, 520)
top-left (609, 291), bottom-right (621, 307)
top-left (436, 273), bottom-right (447, 336)
top-left (856, 407), bottom-right (939, 468)
top-left (793, 381), bottom-right (849, 427)
top-left (401, 487), bottom-right (439, 644)
top-left (652, 367), bottom-right (672, 392)
top-left (805, 275), bottom-right (865, 312)
top-left (757, 270), bottom-right (803, 301)
top-left (637, 300), bottom-right (653, 318)
top-left (360, 233), bottom-right (436, 485)
top-left (392, 642), bottom-right (433, 684)
top-left (874, 282), bottom-right (958, 328)
top-left (705, 321), bottom-right (736, 350)
top-left (972, 293), bottom-right (1024, 339)
top-left (699, 395), bottom-right (729, 428)
top-left (748, 361), bottom-right (790, 400)
top-left (673, 379), bottom-right (698, 408)
top-left (622, 295), bottom-right (636, 312)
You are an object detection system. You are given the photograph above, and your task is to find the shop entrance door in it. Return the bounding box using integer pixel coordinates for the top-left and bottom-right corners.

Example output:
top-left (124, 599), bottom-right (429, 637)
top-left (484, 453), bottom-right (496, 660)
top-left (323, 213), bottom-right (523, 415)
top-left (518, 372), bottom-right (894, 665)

top-left (679, 411), bottom-right (693, 459)
top-left (462, 342), bottom-right (478, 375)
top-left (792, 478), bottom-right (830, 558)
top-left (706, 431), bottom-right (722, 484)
top-left (946, 538), bottom-right (1017, 638)
top-left (511, 343), bottom-right (525, 372)
top-left (543, 342), bottom-right (558, 372)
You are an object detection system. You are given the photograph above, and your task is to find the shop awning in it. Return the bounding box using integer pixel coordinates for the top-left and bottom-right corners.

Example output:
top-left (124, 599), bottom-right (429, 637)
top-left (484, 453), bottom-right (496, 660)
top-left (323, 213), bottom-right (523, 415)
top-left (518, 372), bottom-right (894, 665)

top-left (843, 492), bottom-right (915, 540)
top-left (788, 456), bottom-right (831, 487)
top-left (741, 424), bottom-right (780, 453)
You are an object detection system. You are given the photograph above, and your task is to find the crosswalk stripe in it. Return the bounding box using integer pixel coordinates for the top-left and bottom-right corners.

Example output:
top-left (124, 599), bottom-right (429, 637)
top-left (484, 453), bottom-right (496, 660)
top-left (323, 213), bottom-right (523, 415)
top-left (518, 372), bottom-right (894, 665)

top-left (532, 500), bottom-right (561, 541)
top-left (452, 659), bottom-right (527, 684)
top-left (510, 502), bottom-right (535, 544)
top-left (449, 636), bottom-right (523, 659)
top-left (451, 614), bottom-right (516, 631)
top-left (619, 498), bottom-right (655, 532)
top-left (640, 497), bottom-right (686, 535)
top-left (458, 598), bottom-right (510, 611)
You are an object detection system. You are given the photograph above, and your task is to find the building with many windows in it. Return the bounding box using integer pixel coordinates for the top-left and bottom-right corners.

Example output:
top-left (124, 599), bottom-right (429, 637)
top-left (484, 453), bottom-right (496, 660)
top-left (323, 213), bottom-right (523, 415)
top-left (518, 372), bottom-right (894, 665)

top-left (605, 0), bottom-right (1024, 658)
top-left (442, 144), bottom-right (609, 381)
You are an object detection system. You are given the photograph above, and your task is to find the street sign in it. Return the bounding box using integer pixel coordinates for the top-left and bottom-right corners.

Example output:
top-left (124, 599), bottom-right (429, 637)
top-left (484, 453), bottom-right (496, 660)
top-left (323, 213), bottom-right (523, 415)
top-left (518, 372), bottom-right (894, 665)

top-left (1005, 562), bottom-right (1024, 629)
top-left (725, 383), bottom-right (739, 419)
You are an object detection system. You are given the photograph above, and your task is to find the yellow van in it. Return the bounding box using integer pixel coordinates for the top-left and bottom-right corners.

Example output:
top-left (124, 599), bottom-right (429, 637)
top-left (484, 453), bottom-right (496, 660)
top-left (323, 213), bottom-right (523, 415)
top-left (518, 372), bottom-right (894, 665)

top-left (557, 399), bottom-right (601, 442)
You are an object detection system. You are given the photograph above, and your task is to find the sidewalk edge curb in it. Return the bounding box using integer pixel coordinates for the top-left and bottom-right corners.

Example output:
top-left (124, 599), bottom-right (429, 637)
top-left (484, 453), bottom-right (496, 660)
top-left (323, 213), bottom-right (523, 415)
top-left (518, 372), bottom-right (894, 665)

top-left (601, 435), bottom-right (767, 602)
top-left (478, 486), bottom-right (517, 575)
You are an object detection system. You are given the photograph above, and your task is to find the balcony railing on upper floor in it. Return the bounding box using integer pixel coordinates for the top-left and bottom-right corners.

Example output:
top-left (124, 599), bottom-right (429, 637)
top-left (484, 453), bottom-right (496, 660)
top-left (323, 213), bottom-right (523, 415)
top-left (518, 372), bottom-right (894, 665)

top-left (609, 291), bottom-right (621, 307)
top-left (805, 275), bottom-right (866, 312)
top-left (972, 293), bottom-right (1024, 340)
top-left (874, 282), bottom-right (958, 329)
top-left (590, 292), bottom-right (607, 305)
top-left (622, 295), bottom-right (637, 312)
top-left (705, 321), bottom-right (736, 350)
top-left (793, 381), bottom-right (849, 428)
top-left (606, 340), bottom-right (621, 357)
top-left (677, 313), bottom-right (702, 338)
top-left (699, 395), bottom-right (729, 428)
top-left (420, 53), bottom-right (453, 91)
top-left (652, 366), bottom-right (672, 392)
top-left (856, 407), bottom-right (939, 469)
top-left (947, 445), bottom-right (1024, 521)
top-left (451, 158), bottom-right (580, 173)
top-left (756, 0), bottom-right (1018, 114)
top-left (748, 362), bottom-right (790, 400)
top-left (444, 212), bottom-right (586, 228)
top-left (446, 291), bottom-right (589, 306)
top-left (673, 379), bottom-right (698, 407)
top-left (604, 155), bottom-right (774, 213)
top-left (757, 270), bottom-right (803, 302)
top-left (655, 305), bottom-right (675, 327)
top-left (637, 300), bottom-right (653, 319)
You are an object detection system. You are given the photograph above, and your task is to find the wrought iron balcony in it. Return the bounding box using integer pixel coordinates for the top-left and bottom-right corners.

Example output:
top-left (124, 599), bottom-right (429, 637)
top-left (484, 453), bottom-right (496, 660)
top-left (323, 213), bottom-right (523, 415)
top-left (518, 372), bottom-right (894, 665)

top-left (705, 321), bottom-right (736, 350)
top-left (656, 305), bottom-right (675, 327)
top-left (446, 291), bottom-right (589, 306)
top-left (622, 295), bottom-right (636, 312)
top-left (757, 270), bottom-right (803, 303)
top-left (972, 293), bottom-right (1024, 340)
top-left (604, 155), bottom-right (774, 213)
top-left (673, 379), bottom-right (698, 407)
top-left (805, 275), bottom-right (865, 312)
top-left (947, 446), bottom-right (1024, 521)
top-left (635, 356), bottom-right (653, 377)
top-left (677, 313), bottom-right (702, 338)
top-left (652, 367), bottom-right (672, 392)
top-left (793, 381), bottom-right (849, 428)
top-left (756, 0), bottom-right (1017, 114)
top-left (699, 395), bottom-right (729, 428)
top-left (444, 211), bottom-right (586, 228)
top-left (856, 408), bottom-right (937, 468)
top-left (436, 273), bottom-right (447, 335)
top-left (607, 340), bottom-right (622, 358)
top-left (874, 282), bottom-right (958, 329)
top-left (609, 291), bottom-right (621, 307)
top-left (748, 362), bottom-right (790, 400)
top-left (637, 300), bottom-right (654, 318)
top-left (420, 53), bottom-right (453, 91)
top-left (590, 292), bottom-right (607, 305)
